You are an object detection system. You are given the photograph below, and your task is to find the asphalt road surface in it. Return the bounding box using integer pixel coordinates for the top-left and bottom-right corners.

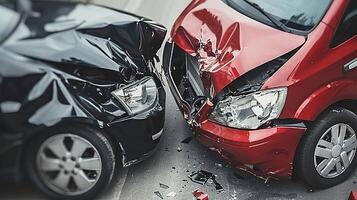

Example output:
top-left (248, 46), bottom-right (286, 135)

top-left (1, 1), bottom-right (356, 200)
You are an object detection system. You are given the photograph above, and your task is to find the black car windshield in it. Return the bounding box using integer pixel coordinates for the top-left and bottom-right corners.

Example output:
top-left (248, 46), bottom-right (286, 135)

top-left (224, 0), bottom-right (332, 32)
top-left (0, 2), bottom-right (20, 43)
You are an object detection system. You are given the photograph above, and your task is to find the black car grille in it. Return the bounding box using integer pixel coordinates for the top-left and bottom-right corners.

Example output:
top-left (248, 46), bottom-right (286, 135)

top-left (164, 43), bottom-right (207, 106)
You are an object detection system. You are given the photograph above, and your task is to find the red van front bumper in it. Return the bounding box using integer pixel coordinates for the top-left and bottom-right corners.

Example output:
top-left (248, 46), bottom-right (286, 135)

top-left (196, 120), bottom-right (306, 179)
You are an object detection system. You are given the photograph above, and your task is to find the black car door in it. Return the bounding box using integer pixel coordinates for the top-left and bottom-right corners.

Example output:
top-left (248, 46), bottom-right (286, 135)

top-left (0, 0), bottom-right (25, 177)
top-left (0, 49), bottom-right (27, 177)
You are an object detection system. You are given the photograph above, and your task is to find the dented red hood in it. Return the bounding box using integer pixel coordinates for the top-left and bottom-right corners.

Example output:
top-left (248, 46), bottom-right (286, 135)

top-left (171, 0), bottom-right (306, 96)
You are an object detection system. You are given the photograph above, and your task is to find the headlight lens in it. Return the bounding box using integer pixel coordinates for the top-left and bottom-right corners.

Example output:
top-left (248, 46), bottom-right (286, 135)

top-left (112, 76), bottom-right (157, 115)
top-left (209, 88), bottom-right (287, 129)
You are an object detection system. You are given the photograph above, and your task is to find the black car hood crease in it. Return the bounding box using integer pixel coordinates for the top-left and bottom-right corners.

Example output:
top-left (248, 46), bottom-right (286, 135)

top-left (3, 1), bottom-right (167, 83)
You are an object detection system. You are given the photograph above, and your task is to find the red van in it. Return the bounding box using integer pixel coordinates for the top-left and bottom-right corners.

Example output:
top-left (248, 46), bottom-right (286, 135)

top-left (163, 0), bottom-right (357, 188)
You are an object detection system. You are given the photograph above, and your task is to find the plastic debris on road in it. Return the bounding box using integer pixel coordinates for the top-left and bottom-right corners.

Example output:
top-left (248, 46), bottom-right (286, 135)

top-left (189, 170), bottom-right (224, 192)
top-left (193, 189), bottom-right (209, 200)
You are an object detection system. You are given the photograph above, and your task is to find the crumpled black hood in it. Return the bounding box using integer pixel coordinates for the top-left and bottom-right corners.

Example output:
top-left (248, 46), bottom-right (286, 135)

top-left (3, 1), bottom-right (167, 82)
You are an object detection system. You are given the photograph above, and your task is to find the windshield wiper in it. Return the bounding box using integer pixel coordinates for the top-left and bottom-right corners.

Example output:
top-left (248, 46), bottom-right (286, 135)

top-left (242, 0), bottom-right (291, 33)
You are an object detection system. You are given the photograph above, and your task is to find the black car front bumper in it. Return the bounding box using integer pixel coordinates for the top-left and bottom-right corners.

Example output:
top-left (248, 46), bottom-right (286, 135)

top-left (104, 81), bottom-right (166, 167)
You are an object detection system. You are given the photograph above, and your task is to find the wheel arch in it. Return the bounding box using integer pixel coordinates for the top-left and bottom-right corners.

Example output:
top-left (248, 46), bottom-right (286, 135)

top-left (326, 100), bottom-right (357, 116)
top-left (293, 99), bottom-right (357, 179)
top-left (294, 80), bottom-right (357, 122)
top-left (20, 117), bottom-right (124, 175)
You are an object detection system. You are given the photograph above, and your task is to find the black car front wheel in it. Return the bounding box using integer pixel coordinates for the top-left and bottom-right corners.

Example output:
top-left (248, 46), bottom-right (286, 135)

top-left (296, 107), bottom-right (357, 189)
top-left (26, 125), bottom-right (116, 200)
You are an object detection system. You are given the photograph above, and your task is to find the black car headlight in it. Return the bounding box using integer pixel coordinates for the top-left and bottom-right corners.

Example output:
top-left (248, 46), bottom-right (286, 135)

top-left (112, 76), bottom-right (157, 115)
top-left (210, 88), bottom-right (287, 129)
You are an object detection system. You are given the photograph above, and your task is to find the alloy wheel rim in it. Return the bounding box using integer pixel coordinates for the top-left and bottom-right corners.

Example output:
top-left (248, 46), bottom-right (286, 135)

top-left (314, 123), bottom-right (357, 178)
top-left (36, 134), bottom-right (102, 196)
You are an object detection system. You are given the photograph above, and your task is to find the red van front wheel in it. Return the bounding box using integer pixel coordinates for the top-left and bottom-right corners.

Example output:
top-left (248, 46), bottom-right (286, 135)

top-left (296, 107), bottom-right (357, 189)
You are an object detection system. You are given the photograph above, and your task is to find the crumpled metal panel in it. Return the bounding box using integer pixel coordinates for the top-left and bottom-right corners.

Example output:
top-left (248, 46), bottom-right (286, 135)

top-left (0, 48), bottom-right (113, 132)
top-left (4, 1), bottom-right (166, 83)
top-left (170, 0), bottom-right (305, 97)
top-left (0, 1), bottom-right (166, 134)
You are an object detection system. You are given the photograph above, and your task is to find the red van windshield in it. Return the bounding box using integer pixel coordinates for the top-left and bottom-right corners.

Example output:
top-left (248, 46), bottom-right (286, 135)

top-left (224, 0), bottom-right (332, 32)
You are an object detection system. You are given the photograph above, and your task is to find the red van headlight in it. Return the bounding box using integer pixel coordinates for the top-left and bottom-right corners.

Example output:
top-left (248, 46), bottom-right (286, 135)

top-left (210, 87), bottom-right (287, 129)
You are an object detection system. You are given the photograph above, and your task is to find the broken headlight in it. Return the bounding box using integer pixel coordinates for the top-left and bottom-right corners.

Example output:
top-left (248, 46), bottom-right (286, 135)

top-left (210, 88), bottom-right (287, 129)
top-left (112, 76), bottom-right (157, 115)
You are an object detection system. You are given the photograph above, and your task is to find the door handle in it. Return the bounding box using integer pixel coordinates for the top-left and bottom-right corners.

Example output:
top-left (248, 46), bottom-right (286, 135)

top-left (344, 58), bottom-right (357, 73)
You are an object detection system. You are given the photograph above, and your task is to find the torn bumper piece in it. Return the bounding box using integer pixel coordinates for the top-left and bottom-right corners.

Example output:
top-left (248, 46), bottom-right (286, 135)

top-left (105, 84), bottom-right (166, 167)
top-left (193, 189), bottom-right (209, 200)
top-left (350, 191), bottom-right (357, 200)
top-left (196, 120), bottom-right (306, 179)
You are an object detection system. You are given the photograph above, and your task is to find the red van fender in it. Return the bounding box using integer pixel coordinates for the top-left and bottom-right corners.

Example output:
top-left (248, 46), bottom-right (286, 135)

top-left (294, 80), bottom-right (357, 121)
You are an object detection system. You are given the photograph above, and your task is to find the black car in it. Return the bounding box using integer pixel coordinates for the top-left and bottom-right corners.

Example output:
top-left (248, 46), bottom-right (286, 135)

top-left (0, 0), bottom-right (166, 199)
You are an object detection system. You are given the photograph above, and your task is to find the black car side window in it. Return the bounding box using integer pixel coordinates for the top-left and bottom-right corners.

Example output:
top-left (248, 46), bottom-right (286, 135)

top-left (331, 0), bottom-right (357, 47)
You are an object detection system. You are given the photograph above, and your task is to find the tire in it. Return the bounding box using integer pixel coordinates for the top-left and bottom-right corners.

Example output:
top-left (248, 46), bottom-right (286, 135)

top-left (296, 107), bottom-right (357, 189)
top-left (26, 125), bottom-right (116, 200)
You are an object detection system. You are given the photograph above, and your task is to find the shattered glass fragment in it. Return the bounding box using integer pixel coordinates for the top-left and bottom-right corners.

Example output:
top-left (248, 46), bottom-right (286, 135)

top-left (166, 191), bottom-right (176, 197)
top-left (189, 170), bottom-right (214, 185)
top-left (215, 163), bottom-right (223, 168)
top-left (159, 183), bottom-right (169, 189)
top-left (154, 191), bottom-right (163, 199)
top-left (230, 190), bottom-right (238, 200)
top-left (189, 170), bottom-right (224, 192)
top-left (213, 179), bottom-right (223, 192)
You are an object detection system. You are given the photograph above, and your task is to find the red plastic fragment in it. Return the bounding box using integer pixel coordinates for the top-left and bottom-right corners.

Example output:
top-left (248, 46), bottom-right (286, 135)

top-left (349, 191), bottom-right (357, 200)
top-left (193, 189), bottom-right (209, 200)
